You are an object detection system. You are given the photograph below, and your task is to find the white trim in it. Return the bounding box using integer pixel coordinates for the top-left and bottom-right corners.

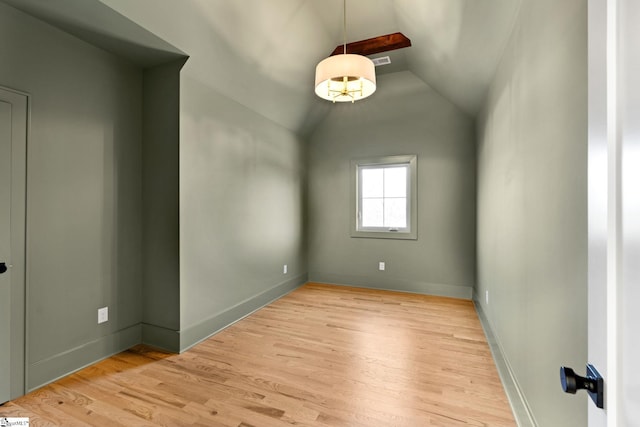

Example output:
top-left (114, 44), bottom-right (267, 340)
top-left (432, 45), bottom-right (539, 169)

top-left (350, 155), bottom-right (417, 240)
top-left (606, 0), bottom-right (620, 422)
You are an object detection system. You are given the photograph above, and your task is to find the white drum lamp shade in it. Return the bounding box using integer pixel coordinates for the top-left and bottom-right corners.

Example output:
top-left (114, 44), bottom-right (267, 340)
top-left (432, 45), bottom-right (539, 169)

top-left (315, 54), bottom-right (376, 102)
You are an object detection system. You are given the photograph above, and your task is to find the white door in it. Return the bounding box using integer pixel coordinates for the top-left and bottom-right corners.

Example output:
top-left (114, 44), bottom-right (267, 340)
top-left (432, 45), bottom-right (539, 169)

top-left (0, 87), bottom-right (27, 403)
top-left (588, 0), bottom-right (640, 425)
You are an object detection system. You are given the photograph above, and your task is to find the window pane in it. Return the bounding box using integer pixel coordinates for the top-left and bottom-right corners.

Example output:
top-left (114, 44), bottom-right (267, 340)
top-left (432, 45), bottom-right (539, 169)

top-left (362, 198), bottom-right (383, 227)
top-left (361, 168), bottom-right (383, 198)
top-left (351, 155), bottom-right (416, 239)
top-left (384, 166), bottom-right (407, 198)
top-left (384, 198), bottom-right (407, 228)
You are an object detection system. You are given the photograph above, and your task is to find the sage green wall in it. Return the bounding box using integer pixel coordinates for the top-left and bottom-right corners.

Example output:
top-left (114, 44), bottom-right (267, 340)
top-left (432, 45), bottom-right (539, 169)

top-left (178, 76), bottom-right (307, 349)
top-left (96, 0), bottom-right (309, 351)
top-left (308, 71), bottom-right (476, 299)
top-left (0, 3), bottom-right (143, 390)
top-left (476, 0), bottom-right (587, 425)
top-left (140, 60), bottom-right (183, 349)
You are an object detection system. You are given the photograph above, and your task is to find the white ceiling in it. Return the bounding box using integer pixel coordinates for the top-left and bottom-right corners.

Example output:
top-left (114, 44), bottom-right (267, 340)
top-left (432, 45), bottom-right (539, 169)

top-left (2, 0), bottom-right (521, 134)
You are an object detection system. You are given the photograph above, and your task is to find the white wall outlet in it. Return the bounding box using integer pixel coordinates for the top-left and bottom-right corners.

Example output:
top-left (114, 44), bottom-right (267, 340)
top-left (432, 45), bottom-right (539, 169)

top-left (98, 306), bottom-right (109, 324)
top-left (379, 262), bottom-right (385, 271)
top-left (485, 290), bottom-right (489, 305)
top-left (283, 264), bottom-right (288, 274)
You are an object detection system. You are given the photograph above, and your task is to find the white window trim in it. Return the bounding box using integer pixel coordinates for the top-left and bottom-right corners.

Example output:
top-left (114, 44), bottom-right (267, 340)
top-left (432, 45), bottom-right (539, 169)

top-left (350, 155), bottom-right (417, 240)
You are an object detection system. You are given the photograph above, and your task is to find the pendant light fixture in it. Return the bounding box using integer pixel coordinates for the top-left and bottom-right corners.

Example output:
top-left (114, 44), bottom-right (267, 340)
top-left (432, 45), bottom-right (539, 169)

top-left (314, 0), bottom-right (376, 103)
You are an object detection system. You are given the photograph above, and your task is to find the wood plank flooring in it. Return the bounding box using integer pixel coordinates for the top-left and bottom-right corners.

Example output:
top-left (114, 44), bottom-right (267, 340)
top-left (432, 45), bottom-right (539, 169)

top-left (1, 283), bottom-right (516, 426)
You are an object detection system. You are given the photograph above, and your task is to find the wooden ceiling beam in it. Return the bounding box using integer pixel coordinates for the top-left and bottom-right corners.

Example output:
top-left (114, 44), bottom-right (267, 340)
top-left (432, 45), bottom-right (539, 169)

top-left (329, 32), bottom-right (412, 56)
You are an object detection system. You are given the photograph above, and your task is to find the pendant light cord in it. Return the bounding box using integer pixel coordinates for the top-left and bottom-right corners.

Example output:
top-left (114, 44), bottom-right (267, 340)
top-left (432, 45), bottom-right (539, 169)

top-left (343, 0), bottom-right (347, 54)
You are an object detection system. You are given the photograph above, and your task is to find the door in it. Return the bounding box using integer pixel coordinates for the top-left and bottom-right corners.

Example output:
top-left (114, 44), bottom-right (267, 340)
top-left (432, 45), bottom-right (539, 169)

top-left (0, 94), bottom-right (10, 403)
top-left (588, 0), bottom-right (640, 425)
top-left (0, 87), bottom-right (27, 403)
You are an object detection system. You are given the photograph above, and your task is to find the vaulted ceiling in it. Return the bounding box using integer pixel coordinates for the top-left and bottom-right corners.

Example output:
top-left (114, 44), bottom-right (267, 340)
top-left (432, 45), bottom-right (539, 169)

top-left (2, 0), bottom-right (521, 135)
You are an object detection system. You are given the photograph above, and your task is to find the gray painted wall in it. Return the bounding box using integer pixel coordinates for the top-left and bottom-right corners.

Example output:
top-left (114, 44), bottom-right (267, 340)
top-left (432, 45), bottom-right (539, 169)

top-left (476, 0), bottom-right (588, 425)
top-left (308, 71), bottom-right (476, 299)
top-left (178, 75), bottom-right (307, 350)
top-left (0, 2), bottom-right (143, 390)
top-left (141, 60), bottom-right (183, 350)
top-left (72, 0), bottom-right (310, 351)
top-left (1, 0), bottom-right (309, 390)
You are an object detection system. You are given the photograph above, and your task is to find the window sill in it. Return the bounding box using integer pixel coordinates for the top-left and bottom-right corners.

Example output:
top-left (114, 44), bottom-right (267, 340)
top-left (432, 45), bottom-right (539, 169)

top-left (350, 230), bottom-right (417, 240)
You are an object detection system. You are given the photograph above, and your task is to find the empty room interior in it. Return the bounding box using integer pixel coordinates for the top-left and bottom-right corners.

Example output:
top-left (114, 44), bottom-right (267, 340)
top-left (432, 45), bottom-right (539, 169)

top-left (0, 0), bottom-right (597, 425)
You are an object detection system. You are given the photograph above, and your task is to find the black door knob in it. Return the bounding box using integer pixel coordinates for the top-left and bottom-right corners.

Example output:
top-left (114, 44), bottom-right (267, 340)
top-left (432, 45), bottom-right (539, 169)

top-left (0, 262), bottom-right (7, 274)
top-left (560, 367), bottom-right (591, 393)
top-left (560, 365), bottom-right (604, 408)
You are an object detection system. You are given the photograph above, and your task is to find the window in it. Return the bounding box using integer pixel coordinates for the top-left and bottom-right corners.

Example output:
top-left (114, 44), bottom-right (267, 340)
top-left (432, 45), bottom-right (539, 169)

top-left (350, 155), bottom-right (417, 239)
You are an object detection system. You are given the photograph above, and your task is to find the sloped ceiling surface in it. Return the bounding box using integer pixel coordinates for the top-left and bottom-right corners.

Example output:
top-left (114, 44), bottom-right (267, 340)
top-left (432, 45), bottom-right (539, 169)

top-left (1, 0), bottom-right (520, 134)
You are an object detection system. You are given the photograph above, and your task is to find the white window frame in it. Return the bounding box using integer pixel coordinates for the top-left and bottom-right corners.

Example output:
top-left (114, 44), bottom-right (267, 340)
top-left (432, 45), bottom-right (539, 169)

top-left (350, 155), bottom-right (417, 240)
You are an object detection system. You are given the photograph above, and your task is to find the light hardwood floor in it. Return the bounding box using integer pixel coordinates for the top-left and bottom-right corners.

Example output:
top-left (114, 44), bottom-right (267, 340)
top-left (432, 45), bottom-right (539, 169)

top-left (1, 283), bottom-right (516, 426)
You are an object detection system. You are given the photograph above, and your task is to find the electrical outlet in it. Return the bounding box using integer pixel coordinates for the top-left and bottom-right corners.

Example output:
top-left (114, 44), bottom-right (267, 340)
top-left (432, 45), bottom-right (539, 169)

top-left (485, 290), bottom-right (489, 305)
top-left (379, 262), bottom-right (385, 271)
top-left (98, 307), bottom-right (108, 324)
top-left (283, 264), bottom-right (288, 274)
